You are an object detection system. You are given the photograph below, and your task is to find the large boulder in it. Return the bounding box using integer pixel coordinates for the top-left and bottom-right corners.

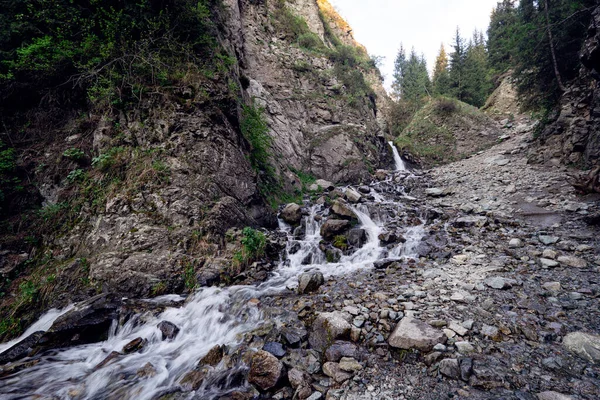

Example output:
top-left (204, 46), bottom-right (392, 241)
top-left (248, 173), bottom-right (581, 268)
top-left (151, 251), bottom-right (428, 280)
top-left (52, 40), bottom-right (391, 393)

top-left (248, 350), bottom-right (283, 391)
top-left (281, 203), bottom-right (303, 225)
top-left (331, 200), bottom-right (357, 220)
top-left (297, 271), bottom-right (325, 294)
top-left (320, 220), bottom-right (350, 240)
top-left (388, 317), bottom-right (447, 351)
top-left (309, 312), bottom-right (351, 352)
top-left (345, 188), bottom-right (362, 203)
top-left (563, 331), bottom-right (600, 364)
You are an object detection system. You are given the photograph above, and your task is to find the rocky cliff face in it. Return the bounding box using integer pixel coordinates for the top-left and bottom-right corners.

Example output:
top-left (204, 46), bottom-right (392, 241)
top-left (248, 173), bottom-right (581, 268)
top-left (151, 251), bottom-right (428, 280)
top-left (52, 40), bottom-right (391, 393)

top-left (0, 0), bottom-right (391, 334)
top-left (531, 6), bottom-right (600, 168)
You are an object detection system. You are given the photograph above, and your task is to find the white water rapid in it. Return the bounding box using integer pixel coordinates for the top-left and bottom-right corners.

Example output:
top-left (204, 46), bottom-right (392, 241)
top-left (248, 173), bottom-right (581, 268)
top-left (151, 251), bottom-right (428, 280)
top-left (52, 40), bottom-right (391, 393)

top-left (389, 141), bottom-right (406, 171)
top-left (0, 187), bottom-right (425, 399)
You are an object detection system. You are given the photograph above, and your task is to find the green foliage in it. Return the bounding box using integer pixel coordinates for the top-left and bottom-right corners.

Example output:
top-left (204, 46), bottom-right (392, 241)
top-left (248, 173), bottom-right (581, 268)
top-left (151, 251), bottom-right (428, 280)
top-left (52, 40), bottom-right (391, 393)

top-left (0, 317), bottom-right (19, 340)
top-left (0, 0), bottom-right (220, 107)
top-left (62, 148), bottom-right (85, 161)
top-left (66, 169), bottom-right (86, 183)
top-left (92, 147), bottom-right (127, 172)
top-left (151, 282), bottom-right (168, 296)
top-left (297, 33), bottom-right (325, 51)
top-left (241, 103), bottom-right (275, 187)
top-left (332, 235), bottom-right (348, 250)
top-left (0, 140), bottom-right (20, 211)
top-left (240, 227), bottom-right (267, 260)
top-left (18, 280), bottom-right (39, 305)
top-left (183, 260), bottom-right (196, 291)
top-left (392, 44), bottom-right (431, 105)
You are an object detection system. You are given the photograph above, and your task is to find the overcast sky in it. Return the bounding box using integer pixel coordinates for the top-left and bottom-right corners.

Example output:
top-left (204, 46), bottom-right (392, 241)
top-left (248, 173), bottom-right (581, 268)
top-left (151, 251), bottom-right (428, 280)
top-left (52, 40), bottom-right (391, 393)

top-left (329, 0), bottom-right (501, 90)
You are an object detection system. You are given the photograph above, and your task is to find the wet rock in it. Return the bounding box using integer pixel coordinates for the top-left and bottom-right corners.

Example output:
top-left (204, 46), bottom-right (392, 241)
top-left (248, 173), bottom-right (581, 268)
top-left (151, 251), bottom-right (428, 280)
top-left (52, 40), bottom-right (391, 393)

top-left (347, 228), bottom-right (367, 248)
top-left (314, 179), bottom-right (334, 191)
top-left (297, 271), bottom-right (324, 294)
top-left (345, 188), bottom-right (362, 203)
top-left (562, 332), bottom-right (600, 363)
top-left (180, 369), bottom-right (206, 390)
top-left (378, 231), bottom-right (400, 245)
top-left (200, 344), bottom-right (225, 366)
top-left (537, 392), bottom-right (574, 400)
top-left (281, 204), bottom-right (302, 225)
top-left (331, 200), bottom-right (357, 220)
top-left (322, 361), bottom-right (352, 383)
top-left (320, 220), bottom-right (350, 240)
top-left (485, 277), bottom-right (516, 290)
top-left (93, 351), bottom-right (121, 370)
top-left (137, 362), bottom-right (157, 378)
top-left (309, 312), bottom-right (351, 352)
top-left (325, 341), bottom-right (357, 362)
top-left (123, 337), bottom-right (146, 354)
top-left (157, 321), bottom-right (180, 340)
top-left (248, 350), bottom-right (283, 391)
top-left (263, 342), bottom-right (286, 358)
top-left (0, 331), bottom-right (44, 365)
top-left (439, 358), bottom-right (460, 380)
top-left (39, 294), bottom-right (120, 350)
top-left (373, 259), bottom-right (398, 270)
top-left (388, 317), bottom-right (447, 351)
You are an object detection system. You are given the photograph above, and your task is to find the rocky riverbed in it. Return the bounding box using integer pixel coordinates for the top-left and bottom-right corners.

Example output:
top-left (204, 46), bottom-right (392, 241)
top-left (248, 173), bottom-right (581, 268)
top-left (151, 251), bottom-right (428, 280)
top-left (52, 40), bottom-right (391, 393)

top-left (0, 120), bottom-right (599, 400)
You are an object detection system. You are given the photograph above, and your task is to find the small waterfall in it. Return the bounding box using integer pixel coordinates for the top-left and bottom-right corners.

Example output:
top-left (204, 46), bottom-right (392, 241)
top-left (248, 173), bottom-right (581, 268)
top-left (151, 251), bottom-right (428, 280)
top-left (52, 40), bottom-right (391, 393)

top-left (0, 204), bottom-right (388, 400)
top-left (389, 141), bottom-right (406, 171)
top-left (390, 222), bottom-right (426, 260)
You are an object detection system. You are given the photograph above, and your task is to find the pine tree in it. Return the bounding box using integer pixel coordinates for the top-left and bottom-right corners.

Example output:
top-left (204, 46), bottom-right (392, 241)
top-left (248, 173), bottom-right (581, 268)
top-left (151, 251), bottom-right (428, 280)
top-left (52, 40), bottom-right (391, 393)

top-left (448, 27), bottom-right (467, 101)
top-left (402, 48), bottom-right (431, 105)
top-left (462, 30), bottom-right (492, 107)
top-left (487, 0), bottom-right (517, 74)
top-left (432, 44), bottom-right (451, 96)
top-left (391, 44), bottom-right (407, 101)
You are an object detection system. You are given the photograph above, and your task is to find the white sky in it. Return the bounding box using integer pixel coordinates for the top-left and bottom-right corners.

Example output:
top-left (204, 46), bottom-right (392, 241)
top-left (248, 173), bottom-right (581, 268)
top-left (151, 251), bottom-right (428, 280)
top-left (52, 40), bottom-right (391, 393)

top-left (329, 0), bottom-right (500, 90)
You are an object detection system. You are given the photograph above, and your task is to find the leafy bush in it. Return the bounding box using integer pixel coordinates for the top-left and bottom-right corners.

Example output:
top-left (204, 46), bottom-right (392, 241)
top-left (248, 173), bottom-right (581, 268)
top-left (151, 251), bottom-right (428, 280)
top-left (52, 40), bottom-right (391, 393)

top-left (66, 169), bottom-right (86, 183)
top-left (92, 147), bottom-right (127, 172)
top-left (240, 104), bottom-right (273, 175)
top-left (233, 227), bottom-right (267, 268)
top-left (297, 33), bottom-right (324, 51)
top-left (62, 148), bottom-right (85, 161)
top-left (435, 98), bottom-right (458, 116)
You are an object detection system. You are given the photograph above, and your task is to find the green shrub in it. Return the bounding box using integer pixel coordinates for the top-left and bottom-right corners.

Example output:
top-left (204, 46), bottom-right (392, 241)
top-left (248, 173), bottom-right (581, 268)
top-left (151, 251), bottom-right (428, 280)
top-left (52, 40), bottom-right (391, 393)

top-left (297, 33), bottom-right (324, 50)
top-left (233, 227), bottom-right (267, 268)
top-left (240, 104), bottom-right (273, 175)
top-left (92, 147), bottom-right (127, 172)
top-left (333, 235), bottom-right (348, 250)
top-left (66, 169), bottom-right (86, 183)
top-left (62, 148), bottom-right (85, 161)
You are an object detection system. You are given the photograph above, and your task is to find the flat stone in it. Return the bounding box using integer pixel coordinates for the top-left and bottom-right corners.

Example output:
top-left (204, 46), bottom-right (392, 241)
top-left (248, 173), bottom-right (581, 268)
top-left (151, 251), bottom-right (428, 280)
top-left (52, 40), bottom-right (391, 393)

top-left (481, 325), bottom-right (501, 341)
top-left (563, 331), bottom-right (600, 364)
top-left (557, 256), bottom-right (587, 268)
top-left (123, 337), bottom-right (146, 354)
top-left (539, 235), bottom-right (560, 245)
top-left (448, 321), bottom-right (468, 336)
top-left (542, 282), bottom-right (562, 293)
top-left (322, 361), bottom-right (352, 383)
top-left (539, 258), bottom-right (560, 268)
top-left (345, 188), bottom-right (362, 203)
top-left (485, 277), bottom-right (516, 290)
top-left (263, 342), bottom-right (286, 358)
top-left (542, 249), bottom-right (558, 259)
top-left (454, 216), bottom-right (487, 228)
top-left (388, 317), bottom-right (447, 351)
top-left (338, 357), bottom-right (362, 372)
top-left (455, 341), bottom-right (475, 354)
top-left (537, 392), bottom-right (574, 400)
top-left (425, 188), bottom-right (450, 197)
top-left (509, 238), bottom-right (523, 248)
top-left (325, 341), bottom-right (357, 362)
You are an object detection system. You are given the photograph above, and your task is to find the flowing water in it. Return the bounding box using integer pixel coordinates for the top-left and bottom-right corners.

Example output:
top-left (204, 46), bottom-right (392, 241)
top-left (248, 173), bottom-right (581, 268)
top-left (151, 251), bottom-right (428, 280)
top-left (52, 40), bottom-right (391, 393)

top-left (0, 178), bottom-right (425, 400)
top-left (389, 141), bottom-right (406, 171)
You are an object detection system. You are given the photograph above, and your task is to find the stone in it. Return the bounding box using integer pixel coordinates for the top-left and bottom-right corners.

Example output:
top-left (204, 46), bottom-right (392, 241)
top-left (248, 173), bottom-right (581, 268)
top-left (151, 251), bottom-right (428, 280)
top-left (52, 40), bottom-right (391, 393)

top-left (542, 282), bottom-right (562, 294)
top-left (542, 249), bottom-right (558, 259)
top-left (331, 200), bottom-right (357, 220)
top-left (485, 277), bottom-right (516, 290)
top-left (537, 392), bottom-right (574, 400)
top-left (281, 203), bottom-right (302, 225)
top-left (179, 370), bottom-right (206, 390)
top-left (306, 393), bottom-right (322, 400)
top-left (481, 325), bottom-right (501, 341)
top-left (338, 357), bottom-right (362, 372)
top-left (347, 228), bottom-right (367, 248)
top-left (122, 337), bottom-right (146, 354)
top-left (263, 342), bottom-right (286, 358)
top-left (562, 332), bottom-right (600, 364)
top-left (373, 259), bottom-right (397, 270)
top-left (388, 317), bottom-right (447, 351)
top-left (157, 321), bottom-right (180, 340)
top-left (136, 362), bottom-right (157, 378)
top-left (539, 235), bottom-right (560, 245)
top-left (287, 368), bottom-right (307, 389)
top-left (557, 256), bottom-right (587, 268)
top-left (297, 271), bottom-right (325, 294)
top-left (455, 341), bottom-right (475, 354)
top-left (425, 188), bottom-right (450, 197)
top-left (314, 179), bottom-right (334, 191)
top-left (320, 220), bottom-right (350, 240)
top-left (345, 188), bottom-right (362, 203)
top-left (199, 344), bottom-right (225, 366)
top-left (322, 362), bottom-right (352, 383)
top-left (325, 341), bottom-right (357, 362)
top-left (539, 258), bottom-right (560, 268)
top-left (454, 216), bottom-right (487, 228)
top-left (439, 358), bottom-right (460, 380)
top-left (309, 312), bottom-right (352, 352)
top-left (448, 321), bottom-right (468, 336)
top-left (248, 350), bottom-right (283, 391)
top-left (509, 238), bottom-right (523, 248)
top-left (460, 358), bottom-right (473, 381)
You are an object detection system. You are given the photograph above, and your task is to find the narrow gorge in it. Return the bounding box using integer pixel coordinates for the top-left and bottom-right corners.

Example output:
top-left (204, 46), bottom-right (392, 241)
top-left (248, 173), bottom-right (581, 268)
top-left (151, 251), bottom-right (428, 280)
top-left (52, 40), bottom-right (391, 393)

top-left (0, 1), bottom-right (599, 400)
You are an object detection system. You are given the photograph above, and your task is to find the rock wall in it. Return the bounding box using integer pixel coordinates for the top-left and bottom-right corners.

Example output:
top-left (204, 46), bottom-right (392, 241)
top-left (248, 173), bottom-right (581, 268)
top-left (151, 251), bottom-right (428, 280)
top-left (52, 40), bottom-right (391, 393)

top-left (0, 0), bottom-right (392, 322)
top-left (531, 7), bottom-right (600, 168)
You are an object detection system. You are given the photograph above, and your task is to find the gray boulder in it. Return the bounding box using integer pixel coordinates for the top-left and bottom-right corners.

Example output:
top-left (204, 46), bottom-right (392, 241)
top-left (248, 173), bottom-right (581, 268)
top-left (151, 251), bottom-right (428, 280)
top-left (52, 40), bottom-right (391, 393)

top-left (248, 350), bottom-right (283, 390)
top-left (320, 220), bottom-right (350, 240)
top-left (388, 317), bottom-right (446, 351)
top-left (309, 312), bottom-right (351, 352)
top-left (563, 331), bottom-right (600, 364)
top-left (297, 271), bottom-right (325, 294)
top-left (281, 203), bottom-right (303, 225)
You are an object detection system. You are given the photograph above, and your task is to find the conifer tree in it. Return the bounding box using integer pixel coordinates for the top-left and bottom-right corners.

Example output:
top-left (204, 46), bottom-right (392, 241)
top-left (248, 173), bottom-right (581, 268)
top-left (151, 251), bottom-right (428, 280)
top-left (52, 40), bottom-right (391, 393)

top-left (432, 44), bottom-right (451, 96)
top-left (449, 27), bottom-right (467, 101)
top-left (487, 0), bottom-right (517, 74)
top-left (391, 44), bottom-right (407, 101)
